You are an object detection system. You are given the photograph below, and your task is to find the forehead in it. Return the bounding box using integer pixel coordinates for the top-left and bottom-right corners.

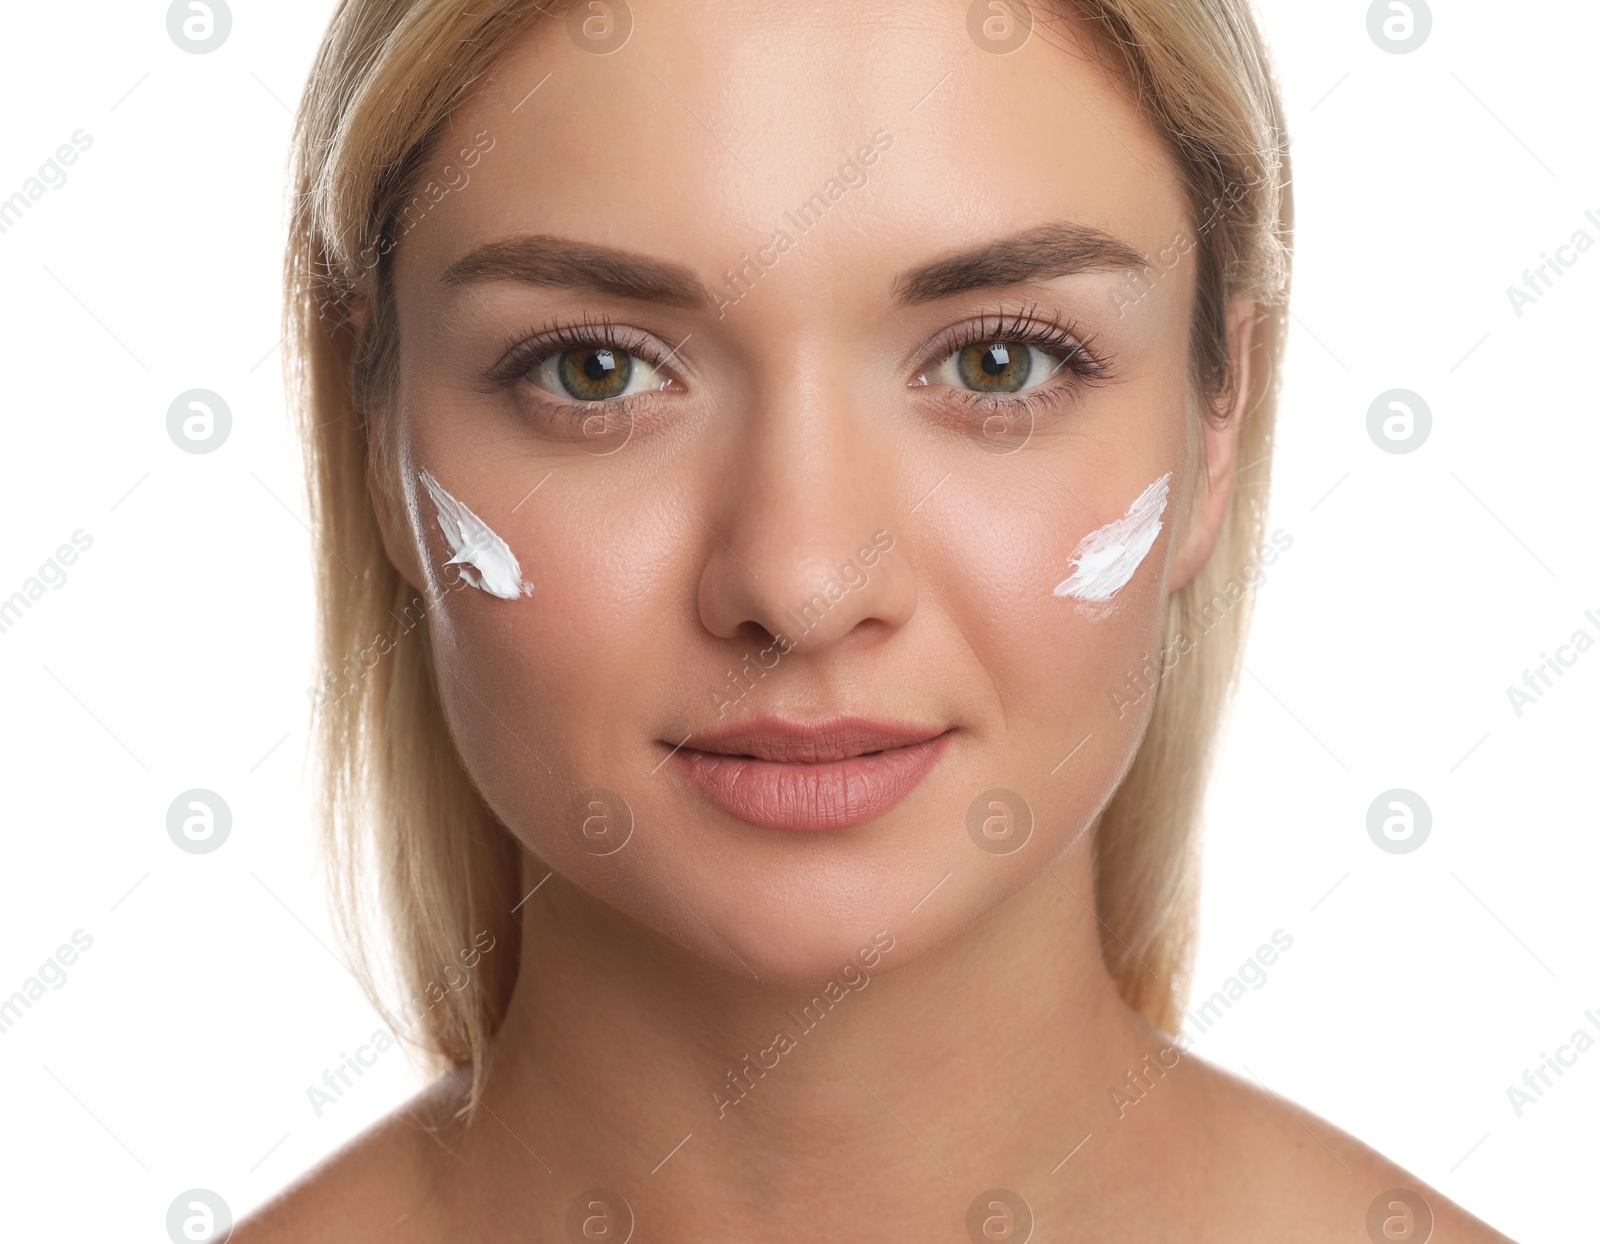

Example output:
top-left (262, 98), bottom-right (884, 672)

top-left (397, 0), bottom-right (1184, 308)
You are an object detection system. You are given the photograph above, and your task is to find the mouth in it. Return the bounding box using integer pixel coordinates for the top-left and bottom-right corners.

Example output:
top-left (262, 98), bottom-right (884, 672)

top-left (663, 716), bottom-right (956, 832)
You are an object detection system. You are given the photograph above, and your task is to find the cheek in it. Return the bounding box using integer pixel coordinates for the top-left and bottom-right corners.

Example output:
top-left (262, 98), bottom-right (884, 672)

top-left (923, 469), bottom-right (1172, 774)
top-left (425, 479), bottom-right (686, 807)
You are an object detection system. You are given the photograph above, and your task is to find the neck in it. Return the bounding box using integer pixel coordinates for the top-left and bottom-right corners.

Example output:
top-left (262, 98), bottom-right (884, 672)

top-left (441, 834), bottom-right (1177, 1235)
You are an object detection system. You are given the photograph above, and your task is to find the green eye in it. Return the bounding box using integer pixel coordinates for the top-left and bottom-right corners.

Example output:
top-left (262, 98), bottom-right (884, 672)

top-left (557, 347), bottom-right (633, 401)
top-left (955, 341), bottom-right (1033, 394)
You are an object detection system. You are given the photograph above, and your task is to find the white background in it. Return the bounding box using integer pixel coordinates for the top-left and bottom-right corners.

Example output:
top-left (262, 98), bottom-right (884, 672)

top-left (0, 2), bottom-right (1593, 1239)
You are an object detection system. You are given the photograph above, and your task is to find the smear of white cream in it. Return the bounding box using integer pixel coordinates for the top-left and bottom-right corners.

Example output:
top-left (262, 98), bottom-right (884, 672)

top-left (417, 469), bottom-right (533, 600)
top-left (1052, 472), bottom-right (1171, 602)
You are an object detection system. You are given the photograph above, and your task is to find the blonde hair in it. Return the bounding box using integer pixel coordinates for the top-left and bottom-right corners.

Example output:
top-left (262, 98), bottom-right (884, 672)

top-left (284, 0), bottom-right (1292, 1095)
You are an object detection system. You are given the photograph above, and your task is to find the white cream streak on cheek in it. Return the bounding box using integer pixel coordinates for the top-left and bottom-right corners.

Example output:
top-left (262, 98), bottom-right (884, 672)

top-left (1052, 472), bottom-right (1172, 603)
top-left (417, 469), bottom-right (533, 600)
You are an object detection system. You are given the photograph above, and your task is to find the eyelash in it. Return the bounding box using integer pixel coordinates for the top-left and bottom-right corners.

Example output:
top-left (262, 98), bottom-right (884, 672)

top-left (914, 303), bottom-right (1116, 420)
top-left (482, 304), bottom-right (1115, 425)
top-left (483, 311), bottom-right (676, 394)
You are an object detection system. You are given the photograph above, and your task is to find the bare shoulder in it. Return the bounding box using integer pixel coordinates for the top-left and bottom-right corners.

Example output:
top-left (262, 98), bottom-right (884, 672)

top-left (1182, 1052), bottom-right (1520, 1243)
top-left (229, 1071), bottom-right (467, 1244)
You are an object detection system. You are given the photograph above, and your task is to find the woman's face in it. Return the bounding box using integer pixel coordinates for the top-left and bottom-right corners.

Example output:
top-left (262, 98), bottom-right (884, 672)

top-left (376, 0), bottom-right (1239, 985)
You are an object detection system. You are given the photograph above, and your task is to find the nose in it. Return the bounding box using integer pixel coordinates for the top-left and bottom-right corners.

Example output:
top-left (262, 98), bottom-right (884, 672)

top-left (695, 361), bottom-right (916, 655)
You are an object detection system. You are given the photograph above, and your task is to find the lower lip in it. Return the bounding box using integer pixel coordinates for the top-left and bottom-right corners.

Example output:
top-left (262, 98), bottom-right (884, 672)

top-left (667, 731), bottom-right (955, 831)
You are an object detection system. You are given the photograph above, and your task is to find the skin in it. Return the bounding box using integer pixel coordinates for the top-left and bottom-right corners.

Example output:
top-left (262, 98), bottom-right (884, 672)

top-left (236, 2), bottom-right (1516, 1240)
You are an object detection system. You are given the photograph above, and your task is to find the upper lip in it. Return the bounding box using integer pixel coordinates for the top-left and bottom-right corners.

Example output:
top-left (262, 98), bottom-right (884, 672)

top-left (677, 715), bottom-right (952, 764)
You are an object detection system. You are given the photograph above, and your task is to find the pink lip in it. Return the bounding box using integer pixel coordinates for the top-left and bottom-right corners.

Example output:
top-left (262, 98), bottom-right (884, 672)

top-left (665, 716), bottom-right (955, 831)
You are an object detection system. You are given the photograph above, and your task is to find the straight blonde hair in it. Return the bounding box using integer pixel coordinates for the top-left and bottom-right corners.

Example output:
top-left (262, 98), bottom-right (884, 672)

top-left (285, 0), bottom-right (1292, 1098)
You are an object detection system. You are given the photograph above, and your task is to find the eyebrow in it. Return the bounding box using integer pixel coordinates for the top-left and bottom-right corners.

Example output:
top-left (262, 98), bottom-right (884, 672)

top-left (439, 220), bottom-right (1149, 310)
top-left (441, 236), bottom-right (712, 309)
top-left (890, 221), bottom-right (1149, 305)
